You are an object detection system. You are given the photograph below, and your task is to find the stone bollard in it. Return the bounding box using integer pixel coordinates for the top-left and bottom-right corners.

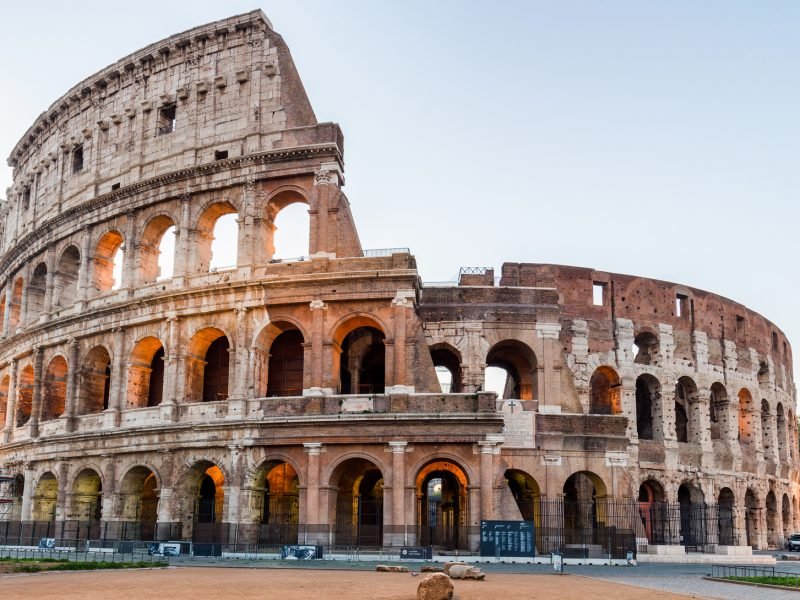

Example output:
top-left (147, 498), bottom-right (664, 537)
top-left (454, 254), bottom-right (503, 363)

top-left (416, 572), bottom-right (454, 600)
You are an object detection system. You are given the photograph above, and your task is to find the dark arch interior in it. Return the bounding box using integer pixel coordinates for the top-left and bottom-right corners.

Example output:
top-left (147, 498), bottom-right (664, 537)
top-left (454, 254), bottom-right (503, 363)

top-left (203, 336), bottom-right (230, 402)
top-left (430, 347), bottom-right (461, 393)
top-left (148, 347), bottom-right (165, 407)
top-left (339, 327), bottom-right (385, 394)
top-left (267, 329), bottom-right (304, 397)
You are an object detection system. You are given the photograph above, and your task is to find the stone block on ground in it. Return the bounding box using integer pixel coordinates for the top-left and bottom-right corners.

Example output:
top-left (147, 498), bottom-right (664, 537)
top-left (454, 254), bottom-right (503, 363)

top-left (448, 564), bottom-right (486, 580)
top-left (376, 564), bottom-right (409, 572)
top-left (417, 573), bottom-right (454, 600)
top-left (421, 566), bottom-right (444, 572)
top-left (443, 562), bottom-right (467, 576)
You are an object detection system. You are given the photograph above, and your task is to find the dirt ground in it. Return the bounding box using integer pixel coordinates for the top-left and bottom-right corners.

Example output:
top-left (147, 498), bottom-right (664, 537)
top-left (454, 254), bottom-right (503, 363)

top-left (0, 566), bottom-right (709, 600)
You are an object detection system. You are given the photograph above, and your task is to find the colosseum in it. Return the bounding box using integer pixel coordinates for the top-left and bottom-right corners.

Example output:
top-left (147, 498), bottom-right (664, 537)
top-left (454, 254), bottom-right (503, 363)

top-left (0, 10), bottom-right (795, 558)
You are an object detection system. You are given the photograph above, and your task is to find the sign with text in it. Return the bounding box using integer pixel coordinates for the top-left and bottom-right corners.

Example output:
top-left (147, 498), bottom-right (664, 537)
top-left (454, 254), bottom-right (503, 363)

top-left (400, 546), bottom-right (432, 560)
top-left (479, 520), bottom-right (535, 558)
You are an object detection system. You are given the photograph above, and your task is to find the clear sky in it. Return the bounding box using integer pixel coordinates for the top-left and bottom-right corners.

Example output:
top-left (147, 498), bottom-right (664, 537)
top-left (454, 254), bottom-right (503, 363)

top-left (0, 1), bottom-right (798, 393)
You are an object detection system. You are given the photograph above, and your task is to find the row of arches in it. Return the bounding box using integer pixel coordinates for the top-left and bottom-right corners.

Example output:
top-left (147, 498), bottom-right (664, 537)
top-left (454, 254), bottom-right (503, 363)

top-left (0, 198), bottom-right (311, 332)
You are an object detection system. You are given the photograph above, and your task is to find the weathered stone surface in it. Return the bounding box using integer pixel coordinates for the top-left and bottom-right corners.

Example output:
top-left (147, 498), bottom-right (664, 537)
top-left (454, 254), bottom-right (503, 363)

top-left (416, 573), bottom-right (454, 600)
top-left (421, 566), bottom-right (444, 573)
top-left (443, 562), bottom-right (467, 576)
top-left (376, 565), bottom-right (409, 573)
top-left (448, 565), bottom-right (485, 580)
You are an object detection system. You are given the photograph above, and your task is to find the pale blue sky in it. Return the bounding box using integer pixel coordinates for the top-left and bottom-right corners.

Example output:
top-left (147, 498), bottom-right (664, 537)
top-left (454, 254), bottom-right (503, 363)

top-left (1, 1), bottom-right (798, 390)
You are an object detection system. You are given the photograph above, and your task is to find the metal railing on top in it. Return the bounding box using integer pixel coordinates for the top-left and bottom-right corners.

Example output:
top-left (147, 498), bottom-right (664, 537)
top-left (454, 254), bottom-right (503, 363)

top-left (362, 248), bottom-right (410, 257)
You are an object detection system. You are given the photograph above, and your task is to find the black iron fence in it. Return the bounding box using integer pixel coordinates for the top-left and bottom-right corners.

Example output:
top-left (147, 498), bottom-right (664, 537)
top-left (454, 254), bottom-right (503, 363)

top-left (710, 564), bottom-right (800, 589)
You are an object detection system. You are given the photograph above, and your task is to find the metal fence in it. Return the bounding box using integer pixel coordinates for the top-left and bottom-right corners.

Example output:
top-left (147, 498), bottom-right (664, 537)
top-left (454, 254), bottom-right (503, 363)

top-left (710, 564), bottom-right (800, 588)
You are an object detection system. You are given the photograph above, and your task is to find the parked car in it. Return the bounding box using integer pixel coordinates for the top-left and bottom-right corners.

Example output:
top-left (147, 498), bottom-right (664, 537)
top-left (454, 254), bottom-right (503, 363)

top-left (787, 533), bottom-right (800, 551)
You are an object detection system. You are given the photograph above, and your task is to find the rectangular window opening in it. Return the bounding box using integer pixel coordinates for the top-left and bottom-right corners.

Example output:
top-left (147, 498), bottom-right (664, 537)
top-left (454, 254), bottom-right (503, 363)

top-left (675, 293), bottom-right (689, 318)
top-left (21, 186), bottom-right (31, 210)
top-left (592, 282), bottom-right (605, 306)
top-left (111, 182), bottom-right (120, 191)
top-left (72, 145), bottom-right (84, 174)
top-left (214, 150), bottom-right (228, 161)
top-left (772, 331), bottom-right (779, 352)
top-left (157, 104), bottom-right (177, 135)
top-left (736, 315), bottom-right (745, 341)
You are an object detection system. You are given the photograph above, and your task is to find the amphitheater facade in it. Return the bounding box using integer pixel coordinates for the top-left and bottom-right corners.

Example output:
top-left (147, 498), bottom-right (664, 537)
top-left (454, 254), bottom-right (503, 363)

top-left (0, 10), bottom-right (795, 555)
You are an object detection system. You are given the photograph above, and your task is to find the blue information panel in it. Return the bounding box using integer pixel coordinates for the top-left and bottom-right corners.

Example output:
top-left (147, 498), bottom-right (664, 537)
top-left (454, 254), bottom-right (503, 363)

top-left (479, 520), bottom-right (535, 558)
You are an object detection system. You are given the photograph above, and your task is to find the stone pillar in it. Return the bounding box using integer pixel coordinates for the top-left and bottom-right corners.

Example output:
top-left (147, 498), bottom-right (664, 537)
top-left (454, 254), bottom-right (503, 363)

top-left (388, 441), bottom-right (407, 546)
top-left (535, 322), bottom-right (562, 411)
top-left (2, 281), bottom-right (12, 337)
top-left (76, 227), bottom-right (92, 307)
top-left (20, 464), bottom-right (35, 521)
top-left (310, 164), bottom-right (342, 258)
top-left (236, 180), bottom-right (258, 269)
top-left (231, 307), bottom-right (249, 399)
top-left (304, 443), bottom-right (323, 543)
top-left (18, 278), bottom-right (29, 331)
top-left (29, 347), bottom-right (44, 438)
top-left (55, 462), bottom-right (70, 522)
top-left (122, 211), bottom-right (136, 295)
top-left (226, 445), bottom-right (243, 525)
top-left (162, 316), bottom-right (180, 421)
top-left (389, 292), bottom-right (414, 393)
top-left (174, 193), bottom-right (192, 279)
top-left (2, 358), bottom-right (17, 442)
top-left (64, 338), bottom-right (80, 431)
top-left (108, 327), bottom-right (126, 426)
top-left (307, 300), bottom-right (327, 394)
top-left (42, 255), bottom-right (56, 316)
top-left (479, 441), bottom-right (497, 520)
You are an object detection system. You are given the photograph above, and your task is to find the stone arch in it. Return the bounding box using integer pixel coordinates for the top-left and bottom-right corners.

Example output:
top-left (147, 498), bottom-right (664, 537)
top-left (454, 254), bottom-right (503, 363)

top-left (415, 458), bottom-right (470, 550)
top-left (249, 459), bottom-right (301, 544)
top-left (589, 366), bottom-right (621, 415)
top-left (485, 339), bottom-right (538, 400)
top-left (329, 456), bottom-right (385, 546)
top-left (27, 262), bottom-right (47, 321)
top-left (635, 374), bottom-right (661, 440)
top-left (53, 244), bottom-right (81, 309)
top-left (91, 229), bottom-right (125, 294)
top-left (42, 355), bottom-right (68, 421)
top-left (118, 465), bottom-right (160, 540)
top-left (709, 382), bottom-right (728, 441)
top-left (332, 315), bottom-right (387, 395)
top-left (638, 479), bottom-right (668, 544)
top-left (79, 346), bottom-right (111, 415)
top-left (563, 471), bottom-right (609, 545)
top-left (138, 213), bottom-right (177, 284)
top-left (503, 469), bottom-right (540, 522)
top-left (677, 481), bottom-right (706, 547)
top-left (738, 388), bottom-right (755, 446)
top-left (186, 327), bottom-right (232, 403)
top-left (253, 320), bottom-right (306, 398)
top-left (127, 336), bottom-right (166, 408)
top-left (32, 471), bottom-right (58, 521)
top-left (265, 188), bottom-right (311, 261)
top-left (8, 277), bottom-right (23, 331)
top-left (766, 490), bottom-right (779, 548)
top-left (430, 342), bottom-right (462, 394)
top-left (633, 330), bottom-right (659, 365)
top-left (175, 459), bottom-right (226, 541)
top-left (15, 364), bottom-right (34, 427)
top-left (674, 376), bottom-right (699, 443)
top-left (69, 467), bottom-right (103, 521)
top-left (718, 487), bottom-right (736, 545)
top-left (195, 201), bottom-right (238, 272)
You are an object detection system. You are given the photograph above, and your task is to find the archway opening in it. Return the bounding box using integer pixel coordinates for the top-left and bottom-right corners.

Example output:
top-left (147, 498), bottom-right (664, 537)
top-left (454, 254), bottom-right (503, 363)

top-left (198, 202), bottom-right (238, 272)
top-left (71, 469), bottom-right (102, 522)
top-left (119, 466), bottom-right (158, 541)
top-left (53, 245), bottom-right (81, 308)
top-left (633, 331), bottom-right (659, 365)
top-left (339, 327), bottom-right (385, 395)
top-left (190, 464), bottom-right (225, 543)
top-left (42, 356), bottom-right (67, 421)
top-left (270, 201), bottom-right (310, 261)
top-left (677, 483), bottom-right (705, 547)
top-left (32, 473), bottom-right (57, 522)
top-left (718, 488), bottom-right (736, 546)
top-left (589, 366), bottom-right (621, 415)
top-left (635, 374), bottom-right (660, 440)
top-left (416, 460), bottom-right (468, 551)
top-left (15, 365), bottom-right (34, 427)
top-left (504, 469), bottom-right (540, 522)
top-left (139, 215), bottom-right (176, 283)
top-left (744, 489), bottom-right (759, 548)
top-left (253, 461), bottom-right (299, 545)
top-left (430, 344), bottom-right (461, 394)
top-left (27, 263), bottom-right (47, 320)
top-left (187, 328), bottom-right (230, 403)
top-left (709, 383), bottom-right (728, 441)
top-left (673, 378), bottom-right (695, 443)
top-left (92, 230), bottom-right (124, 294)
top-left (332, 458), bottom-right (384, 547)
top-left (267, 330), bottom-right (305, 397)
top-left (738, 389), bottom-right (754, 446)
top-left (638, 480), bottom-right (667, 544)
top-left (485, 340), bottom-right (537, 400)
top-left (563, 471), bottom-right (607, 545)
top-left (80, 346), bottom-right (111, 415)
top-left (127, 337), bottom-right (165, 408)
top-left (8, 277), bottom-right (23, 330)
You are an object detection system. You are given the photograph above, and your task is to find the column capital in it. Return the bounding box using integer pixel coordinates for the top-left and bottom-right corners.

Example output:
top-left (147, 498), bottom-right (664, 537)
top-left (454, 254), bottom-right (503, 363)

top-left (387, 441), bottom-right (408, 453)
top-left (303, 442), bottom-right (324, 455)
top-left (535, 321), bottom-right (561, 339)
top-left (309, 299), bottom-right (327, 310)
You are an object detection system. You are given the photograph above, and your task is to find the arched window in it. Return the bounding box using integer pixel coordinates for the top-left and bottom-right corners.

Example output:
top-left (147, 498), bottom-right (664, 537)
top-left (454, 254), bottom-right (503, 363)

top-left (485, 340), bottom-right (537, 400)
top-left (139, 215), bottom-right (176, 283)
top-left (633, 331), bottom-right (659, 365)
top-left (266, 329), bottom-right (305, 397)
top-left (92, 230), bottom-right (124, 294)
top-left (430, 344), bottom-right (462, 394)
top-left (589, 366), bottom-right (621, 415)
top-left (197, 202), bottom-right (238, 272)
top-left (127, 337), bottom-right (165, 408)
top-left (674, 377), bottom-right (698, 443)
top-left (709, 383), bottom-right (728, 441)
top-left (53, 245), bottom-right (81, 308)
top-left (270, 201), bottom-right (310, 261)
top-left (187, 328), bottom-right (231, 403)
top-left (8, 277), bottom-right (23, 331)
top-left (42, 356), bottom-right (68, 421)
top-left (15, 365), bottom-right (34, 427)
top-left (27, 263), bottom-right (47, 320)
top-left (339, 327), bottom-right (385, 394)
top-left (80, 346), bottom-right (112, 415)
top-left (635, 374), bottom-right (661, 440)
